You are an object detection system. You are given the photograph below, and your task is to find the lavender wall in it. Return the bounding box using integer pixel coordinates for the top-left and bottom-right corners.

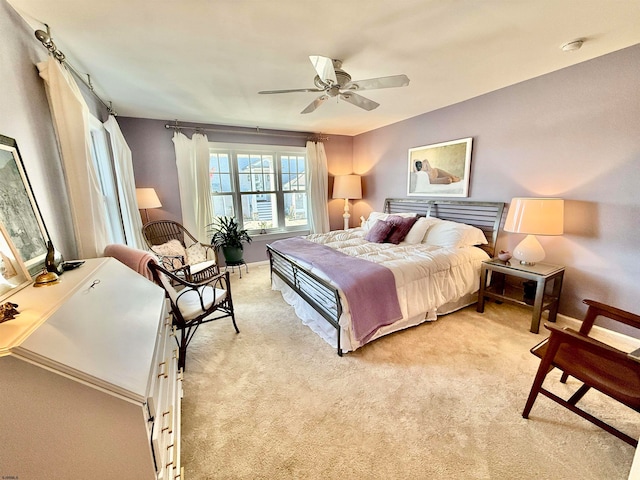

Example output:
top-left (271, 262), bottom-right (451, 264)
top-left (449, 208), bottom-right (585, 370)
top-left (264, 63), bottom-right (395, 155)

top-left (353, 44), bottom-right (640, 320)
top-left (0, 0), bottom-right (76, 258)
top-left (117, 117), bottom-right (354, 262)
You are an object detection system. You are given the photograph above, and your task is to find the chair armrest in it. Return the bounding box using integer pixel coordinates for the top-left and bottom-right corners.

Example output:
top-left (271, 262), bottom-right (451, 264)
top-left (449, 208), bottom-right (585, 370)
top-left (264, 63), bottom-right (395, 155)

top-left (545, 323), bottom-right (632, 364)
top-left (200, 243), bottom-right (218, 262)
top-left (583, 299), bottom-right (640, 330)
top-left (155, 254), bottom-right (187, 271)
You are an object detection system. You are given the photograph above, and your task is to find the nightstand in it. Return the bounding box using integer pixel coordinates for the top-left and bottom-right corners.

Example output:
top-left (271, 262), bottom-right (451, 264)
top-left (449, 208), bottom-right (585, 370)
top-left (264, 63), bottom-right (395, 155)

top-left (476, 259), bottom-right (565, 333)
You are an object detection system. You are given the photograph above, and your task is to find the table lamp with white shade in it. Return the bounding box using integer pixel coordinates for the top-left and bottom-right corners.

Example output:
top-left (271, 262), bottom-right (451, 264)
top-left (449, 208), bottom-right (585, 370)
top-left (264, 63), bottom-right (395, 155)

top-left (332, 174), bottom-right (362, 230)
top-left (136, 188), bottom-right (162, 224)
top-left (504, 197), bottom-right (564, 265)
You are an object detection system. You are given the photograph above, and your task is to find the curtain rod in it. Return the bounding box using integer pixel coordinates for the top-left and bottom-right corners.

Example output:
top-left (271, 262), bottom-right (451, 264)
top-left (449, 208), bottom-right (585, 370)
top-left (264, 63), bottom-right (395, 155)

top-left (34, 24), bottom-right (117, 116)
top-left (164, 121), bottom-right (329, 142)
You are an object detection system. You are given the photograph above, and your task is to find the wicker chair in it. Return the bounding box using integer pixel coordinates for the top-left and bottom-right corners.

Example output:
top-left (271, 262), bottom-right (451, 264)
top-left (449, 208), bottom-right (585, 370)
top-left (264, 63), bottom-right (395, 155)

top-left (148, 260), bottom-right (238, 370)
top-left (142, 220), bottom-right (218, 282)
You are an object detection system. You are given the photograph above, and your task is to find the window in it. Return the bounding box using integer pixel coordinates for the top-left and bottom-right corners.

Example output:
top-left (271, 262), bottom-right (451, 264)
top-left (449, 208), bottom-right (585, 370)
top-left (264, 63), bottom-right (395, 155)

top-left (88, 116), bottom-right (125, 244)
top-left (209, 143), bottom-right (308, 233)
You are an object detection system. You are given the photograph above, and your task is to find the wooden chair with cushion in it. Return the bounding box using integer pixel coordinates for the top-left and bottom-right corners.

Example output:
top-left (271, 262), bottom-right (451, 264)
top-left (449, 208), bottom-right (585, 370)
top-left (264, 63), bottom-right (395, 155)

top-left (522, 299), bottom-right (640, 446)
top-left (142, 220), bottom-right (218, 282)
top-left (148, 260), bottom-right (238, 371)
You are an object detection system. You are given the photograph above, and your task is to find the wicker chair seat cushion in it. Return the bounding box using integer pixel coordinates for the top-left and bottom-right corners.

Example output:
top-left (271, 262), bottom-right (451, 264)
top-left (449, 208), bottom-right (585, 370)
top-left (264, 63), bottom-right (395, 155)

top-left (189, 260), bottom-right (217, 275)
top-left (173, 286), bottom-right (228, 321)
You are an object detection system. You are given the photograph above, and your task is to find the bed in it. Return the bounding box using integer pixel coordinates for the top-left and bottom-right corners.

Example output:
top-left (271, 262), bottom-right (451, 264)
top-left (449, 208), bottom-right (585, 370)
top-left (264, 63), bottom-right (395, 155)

top-left (267, 198), bottom-right (505, 355)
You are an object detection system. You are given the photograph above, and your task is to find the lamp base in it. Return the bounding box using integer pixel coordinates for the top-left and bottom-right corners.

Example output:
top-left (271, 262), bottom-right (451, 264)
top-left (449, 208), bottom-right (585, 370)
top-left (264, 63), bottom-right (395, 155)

top-left (513, 234), bottom-right (546, 265)
top-left (342, 198), bottom-right (351, 230)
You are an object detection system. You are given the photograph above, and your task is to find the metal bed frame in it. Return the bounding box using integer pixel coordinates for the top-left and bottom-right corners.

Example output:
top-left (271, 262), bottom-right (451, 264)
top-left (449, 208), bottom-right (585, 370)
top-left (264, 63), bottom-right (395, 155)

top-left (267, 198), bottom-right (505, 356)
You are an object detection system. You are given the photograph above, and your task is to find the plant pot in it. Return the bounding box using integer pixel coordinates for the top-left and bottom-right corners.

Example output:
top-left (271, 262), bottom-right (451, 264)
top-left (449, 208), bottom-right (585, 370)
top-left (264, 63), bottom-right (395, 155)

top-left (222, 246), bottom-right (244, 264)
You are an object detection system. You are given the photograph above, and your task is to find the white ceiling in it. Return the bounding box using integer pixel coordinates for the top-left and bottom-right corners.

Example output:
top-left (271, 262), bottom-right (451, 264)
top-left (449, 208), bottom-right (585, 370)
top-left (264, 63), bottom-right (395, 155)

top-left (8, 0), bottom-right (640, 136)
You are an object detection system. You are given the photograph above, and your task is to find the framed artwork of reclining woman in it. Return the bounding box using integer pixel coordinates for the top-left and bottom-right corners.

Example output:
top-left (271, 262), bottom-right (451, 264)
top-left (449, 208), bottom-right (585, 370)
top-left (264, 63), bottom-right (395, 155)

top-left (407, 137), bottom-right (472, 197)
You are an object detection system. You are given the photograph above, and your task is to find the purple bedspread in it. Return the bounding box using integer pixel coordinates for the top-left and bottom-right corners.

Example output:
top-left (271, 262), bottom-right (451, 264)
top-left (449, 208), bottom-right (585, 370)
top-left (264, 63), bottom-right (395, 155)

top-left (270, 237), bottom-right (402, 343)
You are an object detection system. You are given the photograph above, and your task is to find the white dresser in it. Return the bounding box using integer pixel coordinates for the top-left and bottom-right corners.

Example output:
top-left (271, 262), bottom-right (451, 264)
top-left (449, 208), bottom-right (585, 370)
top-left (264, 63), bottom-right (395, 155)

top-left (0, 258), bottom-right (182, 479)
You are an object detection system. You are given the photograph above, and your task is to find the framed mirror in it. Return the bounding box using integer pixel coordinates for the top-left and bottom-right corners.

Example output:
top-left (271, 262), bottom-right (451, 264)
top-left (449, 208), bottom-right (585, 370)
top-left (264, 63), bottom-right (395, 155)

top-left (0, 134), bottom-right (49, 277)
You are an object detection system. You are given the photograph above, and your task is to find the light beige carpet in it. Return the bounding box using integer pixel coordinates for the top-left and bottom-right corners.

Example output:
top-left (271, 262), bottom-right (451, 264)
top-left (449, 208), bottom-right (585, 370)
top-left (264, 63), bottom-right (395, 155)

top-left (181, 263), bottom-right (638, 479)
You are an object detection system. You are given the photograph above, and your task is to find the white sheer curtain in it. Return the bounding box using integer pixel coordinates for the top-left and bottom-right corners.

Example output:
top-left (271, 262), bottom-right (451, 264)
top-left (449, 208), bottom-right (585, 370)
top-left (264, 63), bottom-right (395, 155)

top-left (173, 131), bottom-right (212, 242)
top-left (306, 141), bottom-right (330, 233)
top-left (104, 115), bottom-right (146, 249)
top-left (193, 133), bottom-right (213, 242)
top-left (38, 56), bottom-right (110, 258)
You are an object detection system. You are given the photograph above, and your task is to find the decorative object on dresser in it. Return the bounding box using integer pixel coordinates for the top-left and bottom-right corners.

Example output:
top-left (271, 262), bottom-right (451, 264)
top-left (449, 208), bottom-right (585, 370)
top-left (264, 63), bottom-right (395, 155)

top-left (523, 299), bottom-right (640, 447)
top-left (149, 260), bottom-right (238, 371)
top-left (136, 187), bottom-right (162, 223)
top-left (143, 219), bottom-right (219, 282)
top-left (0, 258), bottom-right (182, 479)
top-left (0, 301), bottom-right (19, 323)
top-left (268, 198), bottom-right (504, 355)
top-left (332, 174), bottom-right (362, 230)
top-left (407, 138), bottom-right (473, 197)
top-left (45, 239), bottom-right (64, 275)
top-left (503, 197), bottom-right (564, 265)
top-left (0, 135), bottom-right (51, 276)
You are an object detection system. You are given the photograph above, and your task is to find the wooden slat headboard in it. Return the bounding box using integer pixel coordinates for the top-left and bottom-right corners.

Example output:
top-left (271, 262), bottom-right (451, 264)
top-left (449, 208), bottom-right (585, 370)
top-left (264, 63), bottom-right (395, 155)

top-left (384, 198), bottom-right (505, 257)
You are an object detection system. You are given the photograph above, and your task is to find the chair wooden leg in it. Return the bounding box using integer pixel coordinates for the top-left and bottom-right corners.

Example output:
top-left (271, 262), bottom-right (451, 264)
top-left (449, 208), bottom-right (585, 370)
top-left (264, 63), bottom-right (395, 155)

top-left (177, 330), bottom-right (187, 371)
top-left (568, 384), bottom-right (591, 405)
top-left (539, 388), bottom-right (638, 447)
top-left (523, 366), bottom-right (549, 418)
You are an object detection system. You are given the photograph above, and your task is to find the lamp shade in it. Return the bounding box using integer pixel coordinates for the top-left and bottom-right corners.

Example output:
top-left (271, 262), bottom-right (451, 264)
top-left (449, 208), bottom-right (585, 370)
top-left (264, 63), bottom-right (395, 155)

top-left (504, 198), bottom-right (564, 236)
top-left (136, 188), bottom-right (162, 209)
top-left (332, 175), bottom-right (362, 200)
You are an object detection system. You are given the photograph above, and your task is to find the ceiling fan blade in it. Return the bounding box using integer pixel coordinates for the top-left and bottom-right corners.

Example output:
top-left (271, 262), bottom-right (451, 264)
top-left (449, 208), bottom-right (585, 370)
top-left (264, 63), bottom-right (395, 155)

top-left (309, 55), bottom-right (337, 85)
top-left (301, 95), bottom-right (329, 114)
top-left (339, 92), bottom-right (379, 111)
top-left (344, 74), bottom-right (410, 91)
top-left (259, 88), bottom-right (323, 94)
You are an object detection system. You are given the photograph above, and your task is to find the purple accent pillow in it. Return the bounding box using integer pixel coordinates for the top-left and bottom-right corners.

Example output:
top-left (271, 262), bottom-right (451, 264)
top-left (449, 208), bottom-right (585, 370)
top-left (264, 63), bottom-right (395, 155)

top-left (385, 215), bottom-right (419, 244)
top-left (364, 220), bottom-right (394, 243)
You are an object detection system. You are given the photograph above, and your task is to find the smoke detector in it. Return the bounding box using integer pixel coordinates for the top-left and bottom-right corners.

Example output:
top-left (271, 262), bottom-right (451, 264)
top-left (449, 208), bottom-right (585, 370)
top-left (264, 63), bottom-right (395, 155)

top-left (561, 39), bottom-right (584, 52)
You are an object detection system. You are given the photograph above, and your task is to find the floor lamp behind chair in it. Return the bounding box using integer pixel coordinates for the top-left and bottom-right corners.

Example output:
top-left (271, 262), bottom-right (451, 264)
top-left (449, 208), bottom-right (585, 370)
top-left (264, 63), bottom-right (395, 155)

top-left (136, 188), bottom-right (162, 224)
top-left (332, 174), bottom-right (362, 230)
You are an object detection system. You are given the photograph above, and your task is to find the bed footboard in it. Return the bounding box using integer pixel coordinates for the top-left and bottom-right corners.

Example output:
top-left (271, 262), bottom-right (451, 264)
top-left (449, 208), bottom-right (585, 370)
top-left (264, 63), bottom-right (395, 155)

top-left (267, 245), bottom-right (344, 355)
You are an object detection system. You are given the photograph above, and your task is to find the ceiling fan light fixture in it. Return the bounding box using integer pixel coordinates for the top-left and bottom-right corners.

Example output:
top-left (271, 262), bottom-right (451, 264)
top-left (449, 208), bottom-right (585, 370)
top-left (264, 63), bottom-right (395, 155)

top-left (261, 55), bottom-right (409, 114)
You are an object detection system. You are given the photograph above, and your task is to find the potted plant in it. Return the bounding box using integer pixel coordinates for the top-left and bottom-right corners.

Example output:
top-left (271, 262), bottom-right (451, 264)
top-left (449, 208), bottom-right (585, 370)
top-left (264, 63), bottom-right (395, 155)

top-left (208, 216), bottom-right (252, 264)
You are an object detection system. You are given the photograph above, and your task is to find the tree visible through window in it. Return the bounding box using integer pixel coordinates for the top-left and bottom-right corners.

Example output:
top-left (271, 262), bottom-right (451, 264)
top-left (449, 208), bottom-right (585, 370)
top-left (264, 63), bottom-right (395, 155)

top-left (209, 143), bottom-right (308, 233)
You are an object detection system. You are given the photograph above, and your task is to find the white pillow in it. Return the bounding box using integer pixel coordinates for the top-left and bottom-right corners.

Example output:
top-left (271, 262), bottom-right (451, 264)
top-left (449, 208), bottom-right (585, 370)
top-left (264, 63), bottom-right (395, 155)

top-left (362, 211), bottom-right (418, 232)
top-left (151, 239), bottom-right (186, 269)
top-left (401, 217), bottom-right (440, 245)
top-left (423, 220), bottom-right (488, 248)
top-left (186, 243), bottom-right (209, 265)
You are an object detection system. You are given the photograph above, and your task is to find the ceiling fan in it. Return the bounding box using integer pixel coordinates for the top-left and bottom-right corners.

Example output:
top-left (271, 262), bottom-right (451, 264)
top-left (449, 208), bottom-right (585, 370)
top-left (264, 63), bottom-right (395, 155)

top-left (258, 55), bottom-right (410, 114)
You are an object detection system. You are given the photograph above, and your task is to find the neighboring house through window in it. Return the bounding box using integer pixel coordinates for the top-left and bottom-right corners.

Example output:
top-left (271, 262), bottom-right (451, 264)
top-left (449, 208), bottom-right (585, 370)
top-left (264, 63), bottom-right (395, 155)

top-left (209, 143), bottom-right (308, 233)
